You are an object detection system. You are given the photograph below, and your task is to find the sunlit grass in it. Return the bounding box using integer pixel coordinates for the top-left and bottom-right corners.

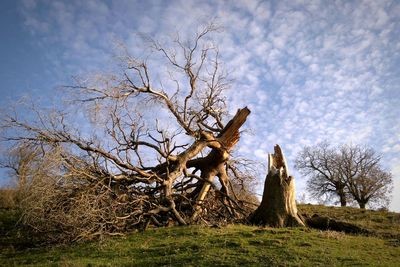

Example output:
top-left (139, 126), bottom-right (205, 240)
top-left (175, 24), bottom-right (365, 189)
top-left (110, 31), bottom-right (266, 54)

top-left (299, 204), bottom-right (400, 238)
top-left (1, 206), bottom-right (399, 266)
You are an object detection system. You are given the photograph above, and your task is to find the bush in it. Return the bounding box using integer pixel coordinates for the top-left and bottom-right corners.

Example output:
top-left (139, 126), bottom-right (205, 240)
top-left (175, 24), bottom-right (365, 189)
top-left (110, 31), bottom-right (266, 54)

top-left (0, 188), bottom-right (17, 209)
top-left (19, 172), bottom-right (146, 242)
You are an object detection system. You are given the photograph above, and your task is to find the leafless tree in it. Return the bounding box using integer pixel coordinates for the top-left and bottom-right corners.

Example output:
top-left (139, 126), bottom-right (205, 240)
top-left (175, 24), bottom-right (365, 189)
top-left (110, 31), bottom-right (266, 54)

top-left (338, 145), bottom-right (393, 209)
top-left (1, 24), bottom-right (258, 241)
top-left (1, 142), bottom-right (41, 188)
top-left (0, 142), bottom-right (43, 207)
top-left (295, 142), bottom-right (393, 209)
top-left (295, 142), bottom-right (348, 206)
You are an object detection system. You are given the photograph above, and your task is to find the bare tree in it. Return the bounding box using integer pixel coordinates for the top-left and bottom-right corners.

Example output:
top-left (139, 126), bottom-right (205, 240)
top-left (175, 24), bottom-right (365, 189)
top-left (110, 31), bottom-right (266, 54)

top-left (296, 143), bottom-right (393, 209)
top-left (339, 145), bottom-right (393, 209)
top-left (1, 143), bottom-right (40, 186)
top-left (1, 24), bottom-right (257, 241)
top-left (0, 142), bottom-right (43, 204)
top-left (295, 142), bottom-right (348, 206)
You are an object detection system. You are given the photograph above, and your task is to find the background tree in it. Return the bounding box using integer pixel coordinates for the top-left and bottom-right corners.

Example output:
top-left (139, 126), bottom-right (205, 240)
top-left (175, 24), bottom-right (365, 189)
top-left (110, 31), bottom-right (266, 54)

top-left (0, 24), bottom-right (258, 241)
top-left (0, 142), bottom-right (42, 207)
top-left (296, 142), bottom-right (393, 209)
top-left (1, 142), bottom-right (41, 189)
top-left (339, 144), bottom-right (393, 209)
top-left (295, 142), bottom-right (348, 206)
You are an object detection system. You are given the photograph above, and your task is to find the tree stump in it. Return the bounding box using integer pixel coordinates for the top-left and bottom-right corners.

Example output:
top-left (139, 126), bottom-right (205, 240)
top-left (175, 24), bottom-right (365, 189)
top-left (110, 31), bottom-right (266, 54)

top-left (249, 145), bottom-right (305, 227)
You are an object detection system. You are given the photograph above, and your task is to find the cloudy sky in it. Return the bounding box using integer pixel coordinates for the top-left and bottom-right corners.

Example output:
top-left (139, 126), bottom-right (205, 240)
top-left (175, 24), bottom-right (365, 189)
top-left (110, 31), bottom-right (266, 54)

top-left (1, 0), bottom-right (399, 211)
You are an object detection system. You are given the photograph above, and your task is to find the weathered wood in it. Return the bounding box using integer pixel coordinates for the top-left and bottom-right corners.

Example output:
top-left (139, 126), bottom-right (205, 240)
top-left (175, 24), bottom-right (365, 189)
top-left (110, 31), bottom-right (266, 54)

top-left (191, 107), bottom-right (251, 221)
top-left (249, 145), bottom-right (305, 227)
top-left (306, 214), bottom-right (370, 234)
top-left (217, 107), bottom-right (251, 150)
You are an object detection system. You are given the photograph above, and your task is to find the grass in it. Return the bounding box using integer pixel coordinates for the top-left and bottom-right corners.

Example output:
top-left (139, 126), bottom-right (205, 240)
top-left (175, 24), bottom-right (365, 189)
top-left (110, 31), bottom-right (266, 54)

top-left (1, 206), bottom-right (399, 266)
top-left (299, 204), bottom-right (400, 238)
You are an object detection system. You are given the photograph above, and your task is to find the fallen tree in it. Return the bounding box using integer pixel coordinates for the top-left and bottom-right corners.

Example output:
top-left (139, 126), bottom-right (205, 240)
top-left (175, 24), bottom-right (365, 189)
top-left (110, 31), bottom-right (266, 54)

top-left (1, 24), bottom-right (258, 241)
top-left (305, 214), bottom-right (370, 234)
top-left (3, 24), bottom-right (364, 243)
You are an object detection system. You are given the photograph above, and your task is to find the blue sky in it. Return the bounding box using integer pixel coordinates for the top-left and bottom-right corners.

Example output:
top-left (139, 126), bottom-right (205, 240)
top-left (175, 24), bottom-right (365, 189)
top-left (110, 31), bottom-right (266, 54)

top-left (0, 0), bottom-right (399, 211)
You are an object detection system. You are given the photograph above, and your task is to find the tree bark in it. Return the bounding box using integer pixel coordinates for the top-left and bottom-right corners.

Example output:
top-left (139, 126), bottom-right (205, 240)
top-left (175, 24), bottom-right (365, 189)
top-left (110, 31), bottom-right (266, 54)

top-left (334, 181), bottom-right (347, 207)
top-left (358, 201), bottom-right (366, 209)
top-left (306, 215), bottom-right (370, 234)
top-left (249, 145), bottom-right (305, 227)
top-left (190, 107), bottom-right (251, 220)
top-left (337, 188), bottom-right (347, 207)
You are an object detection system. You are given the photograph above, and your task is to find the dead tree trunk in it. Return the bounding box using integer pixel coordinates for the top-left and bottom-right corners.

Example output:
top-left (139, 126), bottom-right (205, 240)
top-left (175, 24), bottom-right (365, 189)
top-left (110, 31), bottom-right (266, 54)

top-left (249, 145), bottom-right (305, 227)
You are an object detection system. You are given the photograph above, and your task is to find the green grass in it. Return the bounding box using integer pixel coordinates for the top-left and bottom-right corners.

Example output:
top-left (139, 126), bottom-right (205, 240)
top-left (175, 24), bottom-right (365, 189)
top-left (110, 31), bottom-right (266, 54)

top-left (299, 204), bottom-right (400, 238)
top-left (1, 206), bottom-right (399, 266)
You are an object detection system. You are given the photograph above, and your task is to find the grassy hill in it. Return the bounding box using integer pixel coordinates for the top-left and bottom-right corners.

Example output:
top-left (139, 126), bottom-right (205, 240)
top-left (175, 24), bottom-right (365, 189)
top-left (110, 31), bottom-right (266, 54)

top-left (300, 204), bottom-right (400, 239)
top-left (1, 205), bottom-right (399, 266)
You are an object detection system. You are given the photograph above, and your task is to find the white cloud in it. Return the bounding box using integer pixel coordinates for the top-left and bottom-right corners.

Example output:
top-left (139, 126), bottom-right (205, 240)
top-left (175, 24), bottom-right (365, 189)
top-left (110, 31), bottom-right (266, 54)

top-left (15, 0), bottom-right (400, 211)
top-left (254, 149), bottom-right (268, 159)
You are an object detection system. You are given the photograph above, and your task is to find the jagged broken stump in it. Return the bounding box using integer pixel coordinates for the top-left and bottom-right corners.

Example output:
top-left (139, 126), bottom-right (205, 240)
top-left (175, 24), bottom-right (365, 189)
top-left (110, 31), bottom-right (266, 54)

top-left (249, 145), bottom-right (305, 227)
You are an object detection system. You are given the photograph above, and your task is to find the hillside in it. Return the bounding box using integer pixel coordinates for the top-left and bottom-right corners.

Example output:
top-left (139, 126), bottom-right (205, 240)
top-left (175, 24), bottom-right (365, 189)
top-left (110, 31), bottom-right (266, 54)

top-left (1, 205), bottom-right (399, 266)
top-left (300, 204), bottom-right (400, 239)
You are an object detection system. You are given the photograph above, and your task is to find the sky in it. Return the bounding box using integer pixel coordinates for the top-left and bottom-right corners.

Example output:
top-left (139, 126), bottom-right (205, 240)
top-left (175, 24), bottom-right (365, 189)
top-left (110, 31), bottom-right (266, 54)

top-left (0, 0), bottom-right (399, 211)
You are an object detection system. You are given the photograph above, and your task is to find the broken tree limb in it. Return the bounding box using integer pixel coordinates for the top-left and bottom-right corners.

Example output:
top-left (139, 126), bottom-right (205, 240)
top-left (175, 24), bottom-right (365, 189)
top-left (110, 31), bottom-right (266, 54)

top-left (190, 107), bottom-right (251, 221)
